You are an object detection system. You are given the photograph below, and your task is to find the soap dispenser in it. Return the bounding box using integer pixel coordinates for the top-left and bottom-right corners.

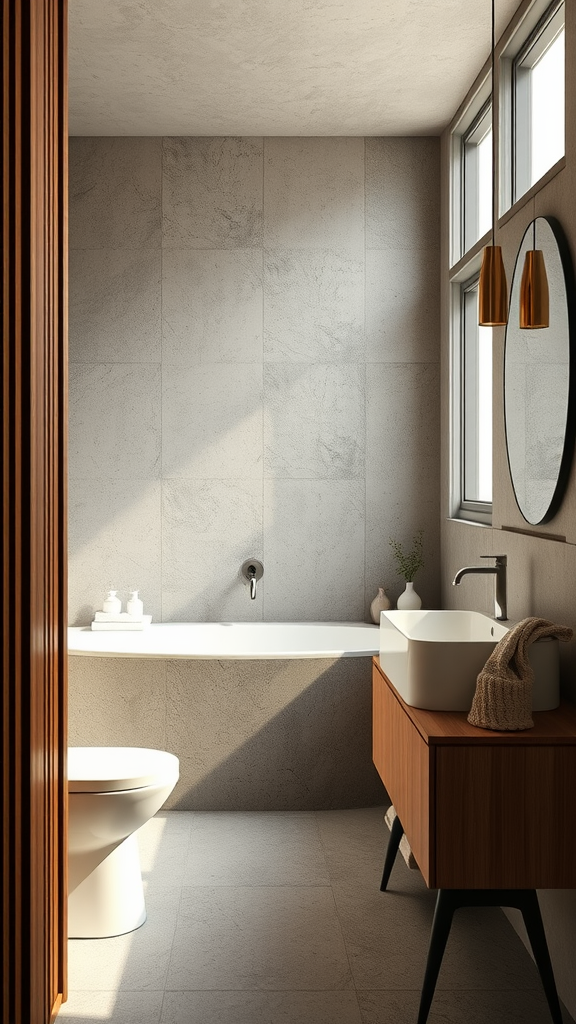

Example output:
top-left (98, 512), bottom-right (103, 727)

top-left (127, 590), bottom-right (144, 618)
top-left (103, 590), bottom-right (122, 615)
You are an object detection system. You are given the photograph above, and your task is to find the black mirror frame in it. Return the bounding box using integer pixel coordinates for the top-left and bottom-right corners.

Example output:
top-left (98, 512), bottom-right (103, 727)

top-left (504, 215), bottom-right (576, 525)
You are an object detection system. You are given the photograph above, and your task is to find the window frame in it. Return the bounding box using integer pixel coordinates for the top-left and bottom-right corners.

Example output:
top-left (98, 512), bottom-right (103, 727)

top-left (449, 76), bottom-right (492, 268)
top-left (462, 100), bottom-right (493, 257)
top-left (500, 0), bottom-right (565, 214)
top-left (450, 263), bottom-right (493, 525)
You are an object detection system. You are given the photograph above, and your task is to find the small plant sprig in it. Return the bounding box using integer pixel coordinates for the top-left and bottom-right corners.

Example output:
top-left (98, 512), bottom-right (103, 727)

top-left (389, 529), bottom-right (424, 583)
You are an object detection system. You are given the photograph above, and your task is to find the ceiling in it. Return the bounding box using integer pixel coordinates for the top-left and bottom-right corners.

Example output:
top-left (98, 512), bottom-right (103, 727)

top-left (68, 0), bottom-right (521, 137)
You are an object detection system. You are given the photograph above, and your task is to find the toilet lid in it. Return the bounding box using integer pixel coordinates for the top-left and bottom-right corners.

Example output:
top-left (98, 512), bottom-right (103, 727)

top-left (68, 746), bottom-right (179, 793)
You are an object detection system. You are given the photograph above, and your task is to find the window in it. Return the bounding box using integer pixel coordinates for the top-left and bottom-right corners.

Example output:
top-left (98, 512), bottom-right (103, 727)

top-left (462, 278), bottom-right (492, 508)
top-left (512, 0), bottom-right (564, 202)
top-left (462, 103), bottom-right (492, 255)
top-left (450, 82), bottom-right (492, 265)
top-left (451, 273), bottom-right (493, 521)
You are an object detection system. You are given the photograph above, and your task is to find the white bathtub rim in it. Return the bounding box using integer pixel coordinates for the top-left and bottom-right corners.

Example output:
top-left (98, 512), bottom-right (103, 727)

top-left (68, 621), bottom-right (380, 660)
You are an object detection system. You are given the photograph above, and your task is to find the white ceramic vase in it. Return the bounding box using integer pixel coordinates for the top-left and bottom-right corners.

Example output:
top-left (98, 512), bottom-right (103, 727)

top-left (396, 581), bottom-right (422, 610)
top-left (370, 587), bottom-right (391, 624)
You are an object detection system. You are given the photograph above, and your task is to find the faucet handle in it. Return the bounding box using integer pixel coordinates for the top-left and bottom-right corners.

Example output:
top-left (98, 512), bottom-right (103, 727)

top-left (481, 554), bottom-right (507, 564)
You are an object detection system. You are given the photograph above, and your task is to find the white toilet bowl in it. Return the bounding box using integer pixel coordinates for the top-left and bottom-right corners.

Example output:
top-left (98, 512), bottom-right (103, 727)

top-left (68, 746), bottom-right (179, 938)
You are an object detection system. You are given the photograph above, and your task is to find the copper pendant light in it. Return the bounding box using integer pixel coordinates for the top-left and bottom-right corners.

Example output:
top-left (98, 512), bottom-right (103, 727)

top-left (519, 220), bottom-right (549, 329)
top-left (478, 0), bottom-right (508, 326)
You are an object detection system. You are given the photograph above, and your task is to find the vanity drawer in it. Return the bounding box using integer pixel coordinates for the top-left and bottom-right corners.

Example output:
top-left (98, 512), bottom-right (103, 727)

top-left (434, 744), bottom-right (576, 889)
top-left (373, 664), bottom-right (434, 884)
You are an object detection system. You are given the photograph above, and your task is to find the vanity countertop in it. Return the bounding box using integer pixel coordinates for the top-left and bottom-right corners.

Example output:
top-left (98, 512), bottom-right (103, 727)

top-left (374, 656), bottom-right (576, 744)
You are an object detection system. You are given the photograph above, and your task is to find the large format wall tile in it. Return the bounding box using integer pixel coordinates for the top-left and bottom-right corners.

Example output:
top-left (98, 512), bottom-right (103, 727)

top-left (69, 137), bottom-right (162, 250)
top-left (162, 137), bottom-right (263, 248)
top-left (366, 363), bottom-right (440, 496)
top-left (366, 248), bottom-right (440, 363)
top-left (264, 138), bottom-right (365, 251)
top-left (162, 249), bottom-right (263, 365)
top-left (263, 250), bottom-right (364, 363)
top-left (263, 479), bottom-right (365, 621)
top-left (161, 479), bottom-right (263, 621)
top-left (68, 136), bottom-right (441, 628)
top-left (264, 363), bottom-right (365, 479)
top-left (366, 138), bottom-right (440, 251)
top-left (365, 485), bottom-right (440, 614)
top-left (69, 249), bottom-right (161, 363)
top-left (68, 363), bottom-right (161, 480)
top-left (68, 478), bottom-right (162, 624)
top-left (162, 363), bottom-right (263, 479)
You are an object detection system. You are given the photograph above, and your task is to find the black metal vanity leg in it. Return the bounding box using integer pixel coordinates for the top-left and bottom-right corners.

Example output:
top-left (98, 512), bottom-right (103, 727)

top-left (380, 812), bottom-right (404, 892)
top-left (518, 891), bottom-right (563, 1024)
top-left (416, 890), bottom-right (456, 1024)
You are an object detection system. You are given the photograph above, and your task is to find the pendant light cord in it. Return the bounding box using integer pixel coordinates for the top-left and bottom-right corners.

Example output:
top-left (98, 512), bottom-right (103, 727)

top-left (491, 0), bottom-right (496, 248)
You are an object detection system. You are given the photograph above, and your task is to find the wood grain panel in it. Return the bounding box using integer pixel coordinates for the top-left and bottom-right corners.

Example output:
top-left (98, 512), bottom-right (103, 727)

top-left (373, 664), bottom-right (434, 884)
top-left (435, 745), bottom-right (576, 889)
top-left (2, 1), bottom-right (68, 1021)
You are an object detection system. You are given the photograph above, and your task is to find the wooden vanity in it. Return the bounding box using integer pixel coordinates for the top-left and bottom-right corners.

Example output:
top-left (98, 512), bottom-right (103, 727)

top-left (372, 657), bottom-right (576, 890)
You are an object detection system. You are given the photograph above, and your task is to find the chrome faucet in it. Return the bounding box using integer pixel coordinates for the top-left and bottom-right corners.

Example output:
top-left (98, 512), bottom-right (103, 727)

top-left (452, 554), bottom-right (508, 620)
top-left (241, 559), bottom-right (263, 601)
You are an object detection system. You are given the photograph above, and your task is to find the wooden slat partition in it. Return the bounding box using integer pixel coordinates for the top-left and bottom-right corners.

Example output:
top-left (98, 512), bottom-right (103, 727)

top-left (2, 2), bottom-right (68, 1021)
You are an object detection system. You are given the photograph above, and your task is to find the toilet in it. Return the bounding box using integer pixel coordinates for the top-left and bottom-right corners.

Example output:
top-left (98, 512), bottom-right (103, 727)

top-left (68, 746), bottom-right (179, 938)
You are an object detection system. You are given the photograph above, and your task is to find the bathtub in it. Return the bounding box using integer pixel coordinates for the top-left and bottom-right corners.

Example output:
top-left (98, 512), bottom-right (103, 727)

top-left (68, 620), bottom-right (380, 659)
top-left (68, 621), bottom-right (384, 811)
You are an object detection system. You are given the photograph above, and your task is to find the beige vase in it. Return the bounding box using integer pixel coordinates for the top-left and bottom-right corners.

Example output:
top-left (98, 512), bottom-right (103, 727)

top-left (370, 587), bottom-right (391, 624)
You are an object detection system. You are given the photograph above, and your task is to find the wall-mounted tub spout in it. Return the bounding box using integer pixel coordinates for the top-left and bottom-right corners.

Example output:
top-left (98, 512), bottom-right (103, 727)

top-left (241, 559), bottom-right (263, 600)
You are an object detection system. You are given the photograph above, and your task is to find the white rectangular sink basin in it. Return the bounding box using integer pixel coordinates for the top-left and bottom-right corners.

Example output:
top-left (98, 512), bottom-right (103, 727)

top-left (379, 610), bottom-right (559, 712)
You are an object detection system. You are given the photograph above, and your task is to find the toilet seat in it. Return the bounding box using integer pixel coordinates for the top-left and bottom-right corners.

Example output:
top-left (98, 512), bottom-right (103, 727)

top-left (68, 746), bottom-right (179, 793)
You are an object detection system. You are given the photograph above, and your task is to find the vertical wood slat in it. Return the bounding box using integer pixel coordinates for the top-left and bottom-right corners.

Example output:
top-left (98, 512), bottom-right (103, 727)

top-left (2, 2), bottom-right (68, 1022)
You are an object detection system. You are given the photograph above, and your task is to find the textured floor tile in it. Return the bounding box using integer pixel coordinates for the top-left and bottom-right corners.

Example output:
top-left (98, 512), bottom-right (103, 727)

top-left (138, 814), bottom-right (194, 887)
top-left (162, 249), bottom-right (263, 365)
top-left (166, 885), bottom-right (353, 990)
top-left (263, 138), bottom-right (364, 252)
top-left (315, 806), bottom-right (390, 886)
top-left (58, 989), bottom-right (164, 1023)
top-left (161, 990), bottom-right (363, 1024)
top-left (358, 988), bottom-right (570, 1024)
top-left (332, 878), bottom-right (542, 992)
top-left (163, 138), bottom-right (262, 249)
top-left (68, 888), bottom-right (180, 992)
top-left (183, 811), bottom-right (329, 886)
top-left (263, 249), bottom-right (364, 363)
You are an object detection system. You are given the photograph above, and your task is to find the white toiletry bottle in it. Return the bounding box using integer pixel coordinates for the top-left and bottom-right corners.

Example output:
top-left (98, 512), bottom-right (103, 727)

top-left (103, 590), bottom-right (122, 614)
top-left (127, 590), bottom-right (144, 618)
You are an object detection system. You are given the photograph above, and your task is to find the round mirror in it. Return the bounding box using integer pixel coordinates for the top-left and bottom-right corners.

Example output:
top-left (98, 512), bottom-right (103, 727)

top-left (504, 216), bottom-right (576, 525)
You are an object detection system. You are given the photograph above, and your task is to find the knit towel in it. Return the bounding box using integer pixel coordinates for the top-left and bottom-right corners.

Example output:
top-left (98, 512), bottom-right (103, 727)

top-left (468, 617), bottom-right (573, 731)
